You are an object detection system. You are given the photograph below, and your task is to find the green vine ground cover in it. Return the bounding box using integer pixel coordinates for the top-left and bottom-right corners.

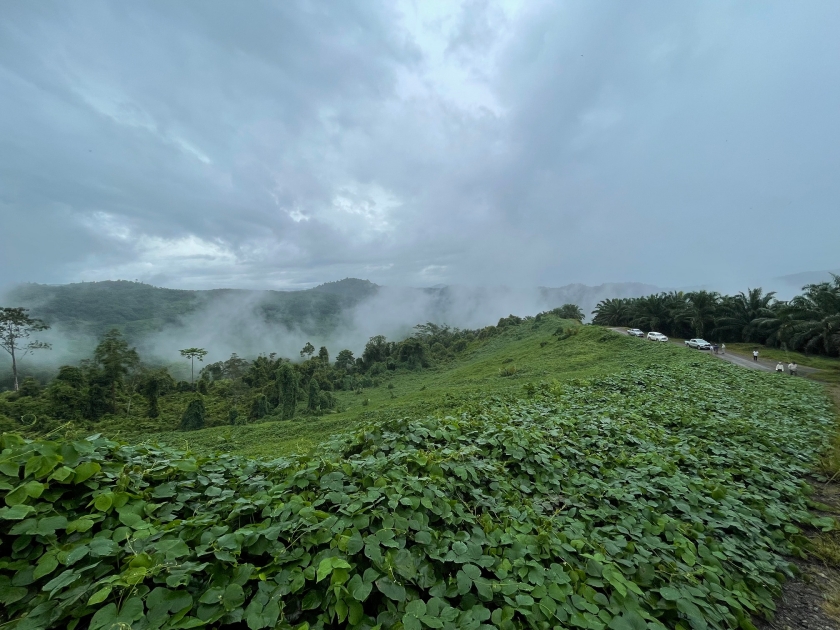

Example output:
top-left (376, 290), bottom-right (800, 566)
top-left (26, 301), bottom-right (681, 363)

top-left (0, 356), bottom-right (835, 630)
top-left (137, 326), bottom-right (676, 459)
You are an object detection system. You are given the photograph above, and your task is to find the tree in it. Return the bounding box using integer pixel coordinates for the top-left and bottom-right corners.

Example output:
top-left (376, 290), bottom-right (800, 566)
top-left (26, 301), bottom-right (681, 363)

top-left (362, 335), bottom-right (389, 367)
top-left (300, 342), bottom-right (315, 359)
top-left (249, 394), bottom-right (270, 420)
top-left (397, 337), bottom-right (430, 369)
top-left (318, 346), bottom-right (329, 364)
top-left (334, 349), bottom-right (355, 371)
top-left (682, 291), bottom-right (720, 339)
top-left (17, 377), bottom-right (41, 398)
top-left (308, 379), bottom-right (321, 413)
top-left (630, 294), bottom-right (671, 334)
top-left (773, 276), bottom-right (840, 355)
top-left (0, 307), bottom-right (51, 391)
top-left (553, 304), bottom-right (585, 322)
top-left (94, 329), bottom-right (139, 414)
top-left (47, 371), bottom-right (86, 420)
top-left (276, 362), bottom-right (299, 420)
top-left (591, 298), bottom-right (631, 327)
top-left (203, 353), bottom-right (249, 381)
top-left (717, 288), bottom-right (777, 342)
top-left (179, 348), bottom-right (208, 384)
top-left (180, 396), bottom-right (206, 430)
top-left (140, 369), bottom-right (173, 419)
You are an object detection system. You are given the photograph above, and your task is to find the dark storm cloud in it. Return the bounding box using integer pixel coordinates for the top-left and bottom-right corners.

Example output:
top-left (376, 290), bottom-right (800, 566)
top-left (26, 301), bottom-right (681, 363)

top-left (0, 1), bottom-right (838, 292)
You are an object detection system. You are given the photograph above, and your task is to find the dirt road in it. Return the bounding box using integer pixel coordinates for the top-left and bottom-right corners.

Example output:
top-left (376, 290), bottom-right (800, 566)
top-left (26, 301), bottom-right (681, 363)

top-left (609, 328), bottom-right (817, 376)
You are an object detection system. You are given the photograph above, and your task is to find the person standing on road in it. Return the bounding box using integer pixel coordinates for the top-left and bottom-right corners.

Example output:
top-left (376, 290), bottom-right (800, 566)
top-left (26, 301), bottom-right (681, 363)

top-left (753, 349), bottom-right (759, 362)
top-left (775, 361), bottom-right (785, 373)
top-left (721, 343), bottom-right (726, 354)
top-left (788, 362), bottom-right (798, 376)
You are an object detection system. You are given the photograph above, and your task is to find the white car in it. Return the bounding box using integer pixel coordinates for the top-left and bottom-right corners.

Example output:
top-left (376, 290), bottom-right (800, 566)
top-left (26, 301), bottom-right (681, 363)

top-left (685, 338), bottom-right (711, 350)
top-left (627, 328), bottom-right (644, 337)
top-left (647, 332), bottom-right (669, 342)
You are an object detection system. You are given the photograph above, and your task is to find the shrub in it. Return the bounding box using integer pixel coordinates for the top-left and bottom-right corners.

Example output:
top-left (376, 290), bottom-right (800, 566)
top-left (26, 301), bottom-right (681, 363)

top-left (17, 377), bottom-right (41, 398)
top-left (499, 365), bottom-right (518, 377)
top-left (249, 394), bottom-right (270, 420)
top-left (179, 396), bottom-right (206, 430)
top-left (369, 362), bottom-right (386, 376)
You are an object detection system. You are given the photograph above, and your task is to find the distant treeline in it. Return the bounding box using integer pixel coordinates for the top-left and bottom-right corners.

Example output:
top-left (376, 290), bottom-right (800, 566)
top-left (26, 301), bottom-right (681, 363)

top-left (0, 305), bottom-right (584, 433)
top-left (591, 275), bottom-right (840, 356)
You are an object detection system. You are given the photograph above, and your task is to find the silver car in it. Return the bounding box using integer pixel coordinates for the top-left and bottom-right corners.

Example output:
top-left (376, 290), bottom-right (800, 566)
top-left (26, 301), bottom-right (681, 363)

top-left (646, 332), bottom-right (669, 342)
top-left (685, 338), bottom-right (711, 350)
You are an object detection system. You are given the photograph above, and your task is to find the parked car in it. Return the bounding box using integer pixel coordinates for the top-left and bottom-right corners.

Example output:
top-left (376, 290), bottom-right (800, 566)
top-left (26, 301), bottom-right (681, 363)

top-left (627, 328), bottom-right (644, 337)
top-left (647, 332), bottom-right (669, 342)
top-left (685, 338), bottom-right (711, 350)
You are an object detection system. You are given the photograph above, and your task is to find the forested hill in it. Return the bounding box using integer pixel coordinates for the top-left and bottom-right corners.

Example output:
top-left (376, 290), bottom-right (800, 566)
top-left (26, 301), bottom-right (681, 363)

top-left (5, 279), bottom-right (380, 339)
top-left (3, 278), bottom-right (661, 344)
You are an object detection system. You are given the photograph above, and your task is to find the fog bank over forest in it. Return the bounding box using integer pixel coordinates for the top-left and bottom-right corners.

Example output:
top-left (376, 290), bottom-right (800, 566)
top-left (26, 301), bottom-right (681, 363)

top-left (1, 279), bottom-right (660, 381)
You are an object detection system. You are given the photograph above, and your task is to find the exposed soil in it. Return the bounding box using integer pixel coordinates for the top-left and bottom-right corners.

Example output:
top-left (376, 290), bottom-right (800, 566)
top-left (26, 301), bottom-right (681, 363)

top-left (756, 557), bottom-right (840, 630)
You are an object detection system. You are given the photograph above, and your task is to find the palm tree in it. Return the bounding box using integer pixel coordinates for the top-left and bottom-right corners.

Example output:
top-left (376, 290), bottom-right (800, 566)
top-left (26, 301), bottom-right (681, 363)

top-left (662, 291), bottom-right (690, 338)
top-left (591, 298), bottom-right (632, 327)
top-left (775, 276), bottom-right (840, 355)
top-left (630, 294), bottom-right (671, 333)
top-left (717, 288), bottom-right (777, 343)
top-left (555, 303), bottom-right (585, 322)
top-left (678, 291), bottom-right (720, 339)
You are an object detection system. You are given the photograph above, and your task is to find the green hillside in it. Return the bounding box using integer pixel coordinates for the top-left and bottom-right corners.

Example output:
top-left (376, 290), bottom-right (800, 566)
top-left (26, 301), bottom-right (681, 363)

top-left (1, 319), bottom-right (837, 629)
top-left (140, 321), bottom-right (666, 457)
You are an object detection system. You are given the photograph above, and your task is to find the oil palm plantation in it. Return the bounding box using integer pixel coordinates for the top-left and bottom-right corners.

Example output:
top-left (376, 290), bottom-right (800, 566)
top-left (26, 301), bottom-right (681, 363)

top-left (717, 288), bottom-right (777, 343)
top-left (591, 298), bottom-right (632, 327)
top-left (776, 276), bottom-right (840, 355)
top-left (630, 294), bottom-right (672, 334)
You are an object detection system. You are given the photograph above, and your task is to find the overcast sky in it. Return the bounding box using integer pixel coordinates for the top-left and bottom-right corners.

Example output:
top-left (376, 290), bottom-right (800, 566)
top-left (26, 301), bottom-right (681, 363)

top-left (1, 1), bottom-right (838, 293)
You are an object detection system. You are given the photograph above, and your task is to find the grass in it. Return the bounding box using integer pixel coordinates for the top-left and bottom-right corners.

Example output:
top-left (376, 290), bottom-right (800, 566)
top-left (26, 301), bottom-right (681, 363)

top-left (133, 321), bottom-right (838, 462)
top-left (134, 322), bottom-right (706, 458)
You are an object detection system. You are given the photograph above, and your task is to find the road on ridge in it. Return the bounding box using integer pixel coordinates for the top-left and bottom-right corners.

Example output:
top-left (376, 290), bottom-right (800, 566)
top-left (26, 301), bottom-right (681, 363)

top-left (608, 328), bottom-right (818, 376)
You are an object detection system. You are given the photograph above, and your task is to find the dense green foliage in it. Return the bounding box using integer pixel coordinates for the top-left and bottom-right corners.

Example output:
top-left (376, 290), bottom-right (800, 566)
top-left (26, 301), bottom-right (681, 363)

top-left (0, 359), bottom-right (834, 629)
top-left (592, 277), bottom-right (840, 356)
top-left (0, 310), bottom-right (542, 439)
top-left (179, 397), bottom-right (206, 431)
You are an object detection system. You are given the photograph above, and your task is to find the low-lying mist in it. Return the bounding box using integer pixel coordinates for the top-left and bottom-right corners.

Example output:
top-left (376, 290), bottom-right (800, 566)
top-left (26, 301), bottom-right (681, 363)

top-left (1, 281), bottom-right (660, 386)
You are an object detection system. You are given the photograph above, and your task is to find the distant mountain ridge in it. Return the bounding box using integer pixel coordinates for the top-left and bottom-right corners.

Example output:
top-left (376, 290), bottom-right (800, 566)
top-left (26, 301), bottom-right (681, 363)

top-left (3, 278), bottom-right (660, 342)
top-left (5, 279), bottom-right (380, 339)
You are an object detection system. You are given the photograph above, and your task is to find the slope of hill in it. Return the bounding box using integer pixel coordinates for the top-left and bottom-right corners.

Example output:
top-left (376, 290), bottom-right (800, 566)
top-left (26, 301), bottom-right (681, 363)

top-left (0, 319), bottom-right (835, 630)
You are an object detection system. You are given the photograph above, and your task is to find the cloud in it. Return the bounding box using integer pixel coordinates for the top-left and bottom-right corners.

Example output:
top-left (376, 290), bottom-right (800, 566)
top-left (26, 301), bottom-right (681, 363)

top-left (0, 1), bottom-right (838, 292)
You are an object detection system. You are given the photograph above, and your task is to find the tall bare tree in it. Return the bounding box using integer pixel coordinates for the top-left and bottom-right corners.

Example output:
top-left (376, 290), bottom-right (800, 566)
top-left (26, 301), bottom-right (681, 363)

top-left (0, 307), bottom-right (51, 391)
top-left (179, 348), bottom-right (208, 384)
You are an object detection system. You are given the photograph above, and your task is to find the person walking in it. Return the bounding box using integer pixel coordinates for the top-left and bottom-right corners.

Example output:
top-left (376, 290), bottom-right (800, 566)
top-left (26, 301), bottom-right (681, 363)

top-left (753, 349), bottom-right (759, 362)
top-left (788, 361), bottom-right (798, 376)
top-left (721, 343), bottom-right (726, 355)
top-left (775, 361), bottom-right (785, 373)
